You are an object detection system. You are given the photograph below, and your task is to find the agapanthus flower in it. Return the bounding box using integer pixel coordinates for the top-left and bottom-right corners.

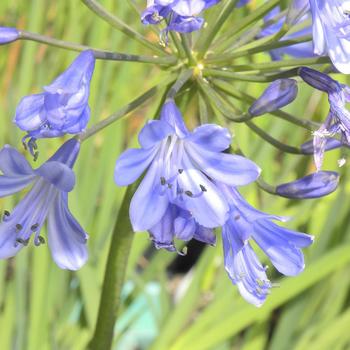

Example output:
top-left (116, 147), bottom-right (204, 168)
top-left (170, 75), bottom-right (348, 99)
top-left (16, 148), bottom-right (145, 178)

top-left (141, 0), bottom-right (220, 34)
top-left (249, 79), bottom-right (298, 117)
top-left (114, 99), bottom-right (260, 233)
top-left (0, 139), bottom-right (88, 270)
top-left (0, 27), bottom-right (19, 44)
top-left (299, 67), bottom-right (350, 170)
top-left (14, 50), bottom-right (95, 157)
top-left (309, 0), bottom-right (350, 73)
top-left (219, 184), bottom-right (313, 306)
top-left (259, 6), bottom-right (314, 61)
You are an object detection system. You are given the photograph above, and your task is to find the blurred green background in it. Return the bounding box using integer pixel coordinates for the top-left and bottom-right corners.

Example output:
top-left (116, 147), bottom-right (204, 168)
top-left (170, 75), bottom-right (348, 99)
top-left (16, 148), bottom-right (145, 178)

top-left (1, 1), bottom-right (350, 349)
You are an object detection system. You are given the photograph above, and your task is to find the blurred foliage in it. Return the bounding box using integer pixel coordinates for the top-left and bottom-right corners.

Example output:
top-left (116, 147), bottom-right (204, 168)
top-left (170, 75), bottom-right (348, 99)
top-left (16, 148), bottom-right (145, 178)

top-left (0, 1), bottom-right (350, 350)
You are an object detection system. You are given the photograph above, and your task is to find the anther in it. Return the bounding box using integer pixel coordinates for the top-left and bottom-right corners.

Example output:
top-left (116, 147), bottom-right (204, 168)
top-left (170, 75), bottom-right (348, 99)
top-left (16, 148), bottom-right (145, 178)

top-left (178, 169), bottom-right (184, 174)
top-left (185, 191), bottom-right (193, 197)
top-left (33, 151), bottom-right (39, 162)
top-left (34, 236), bottom-right (46, 246)
top-left (200, 184), bottom-right (207, 192)
top-left (16, 238), bottom-right (29, 246)
top-left (15, 224), bottom-right (23, 232)
top-left (234, 215), bottom-right (240, 221)
top-left (160, 177), bottom-right (166, 186)
top-left (3, 210), bottom-right (10, 221)
top-left (31, 223), bottom-right (39, 231)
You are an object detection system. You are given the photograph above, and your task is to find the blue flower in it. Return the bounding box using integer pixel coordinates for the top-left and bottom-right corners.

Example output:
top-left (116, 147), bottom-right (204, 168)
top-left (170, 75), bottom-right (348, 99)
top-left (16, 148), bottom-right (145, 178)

top-left (0, 139), bottom-right (88, 270)
top-left (141, 0), bottom-right (220, 33)
top-left (299, 67), bottom-right (350, 170)
top-left (0, 27), bottom-right (19, 44)
top-left (219, 185), bottom-right (313, 306)
top-left (309, 0), bottom-right (350, 73)
top-left (14, 50), bottom-right (95, 156)
top-left (115, 99), bottom-right (260, 232)
top-left (249, 79), bottom-right (298, 116)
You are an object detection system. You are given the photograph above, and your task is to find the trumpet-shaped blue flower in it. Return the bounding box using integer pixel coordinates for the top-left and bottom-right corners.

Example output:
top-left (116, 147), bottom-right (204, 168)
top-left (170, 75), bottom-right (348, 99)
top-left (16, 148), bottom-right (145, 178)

top-left (299, 67), bottom-right (350, 169)
top-left (309, 0), bottom-right (350, 73)
top-left (141, 0), bottom-right (220, 33)
top-left (14, 50), bottom-right (95, 155)
top-left (0, 139), bottom-right (88, 270)
top-left (219, 185), bottom-right (314, 306)
top-left (115, 99), bottom-right (260, 232)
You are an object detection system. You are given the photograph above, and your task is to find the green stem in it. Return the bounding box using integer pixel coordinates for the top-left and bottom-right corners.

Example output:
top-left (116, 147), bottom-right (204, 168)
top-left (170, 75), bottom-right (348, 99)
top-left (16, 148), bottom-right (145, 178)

top-left (245, 120), bottom-right (304, 154)
top-left (19, 31), bottom-right (177, 65)
top-left (89, 185), bottom-right (135, 350)
top-left (212, 0), bottom-right (281, 53)
top-left (205, 35), bottom-right (313, 64)
top-left (81, 0), bottom-right (166, 55)
top-left (180, 34), bottom-right (196, 66)
top-left (203, 67), bottom-right (300, 82)
top-left (80, 75), bottom-right (176, 142)
top-left (167, 69), bottom-right (193, 99)
top-left (196, 0), bottom-right (239, 59)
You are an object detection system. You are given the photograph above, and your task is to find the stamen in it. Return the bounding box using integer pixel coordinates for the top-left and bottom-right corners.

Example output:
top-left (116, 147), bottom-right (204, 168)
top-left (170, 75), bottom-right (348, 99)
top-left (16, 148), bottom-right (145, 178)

top-left (16, 238), bottom-right (29, 246)
top-left (15, 224), bottom-right (23, 232)
top-left (178, 169), bottom-right (184, 174)
top-left (160, 177), bottom-right (166, 186)
top-left (31, 223), bottom-right (39, 232)
top-left (185, 191), bottom-right (193, 197)
top-left (199, 184), bottom-right (207, 192)
top-left (3, 210), bottom-right (10, 221)
top-left (234, 215), bottom-right (240, 221)
top-left (34, 236), bottom-right (45, 247)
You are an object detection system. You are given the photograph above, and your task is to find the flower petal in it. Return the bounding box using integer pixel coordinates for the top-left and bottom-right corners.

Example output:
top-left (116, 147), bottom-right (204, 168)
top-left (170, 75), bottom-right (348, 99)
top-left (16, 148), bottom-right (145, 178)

top-left (14, 94), bottom-right (46, 131)
top-left (177, 152), bottom-right (229, 228)
top-left (0, 223), bottom-right (22, 259)
top-left (138, 120), bottom-right (174, 149)
top-left (114, 146), bottom-right (158, 186)
top-left (129, 158), bottom-right (169, 231)
top-left (47, 192), bottom-right (88, 270)
top-left (0, 175), bottom-right (35, 197)
top-left (186, 143), bottom-right (261, 186)
top-left (35, 161), bottom-right (75, 192)
top-left (0, 145), bottom-right (34, 176)
top-left (186, 124), bottom-right (232, 152)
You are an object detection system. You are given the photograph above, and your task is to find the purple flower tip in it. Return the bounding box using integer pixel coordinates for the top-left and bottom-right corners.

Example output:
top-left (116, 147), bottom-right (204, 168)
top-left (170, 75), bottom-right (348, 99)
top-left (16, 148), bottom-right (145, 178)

top-left (276, 171), bottom-right (340, 199)
top-left (249, 79), bottom-right (298, 116)
top-left (0, 27), bottom-right (19, 44)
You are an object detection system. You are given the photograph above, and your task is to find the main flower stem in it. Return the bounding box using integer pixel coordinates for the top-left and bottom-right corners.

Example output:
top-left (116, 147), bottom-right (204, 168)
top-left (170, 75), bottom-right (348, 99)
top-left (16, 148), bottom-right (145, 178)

top-left (80, 74), bottom-right (176, 142)
top-left (81, 0), bottom-right (166, 56)
top-left (19, 31), bottom-right (176, 65)
top-left (89, 185), bottom-right (135, 350)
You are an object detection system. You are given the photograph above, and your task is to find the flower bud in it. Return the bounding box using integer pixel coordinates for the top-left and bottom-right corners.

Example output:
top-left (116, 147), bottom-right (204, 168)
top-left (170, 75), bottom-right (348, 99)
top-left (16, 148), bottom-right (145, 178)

top-left (0, 27), bottom-right (19, 45)
top-left (248, 79), bottom-right (298, 116)
top-left (299, 67), bottom-right (340, 93)
top-left (276, 171), bottom-right (339, 199)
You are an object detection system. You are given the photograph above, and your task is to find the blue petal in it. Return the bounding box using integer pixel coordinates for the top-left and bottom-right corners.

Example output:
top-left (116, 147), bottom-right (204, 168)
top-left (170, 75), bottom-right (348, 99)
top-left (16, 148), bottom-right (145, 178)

top-left (0, 145), bottom-right (34, 176)
top-left (186, 143), bottom-right (261, 186)
top-left (47, 192), bottom-right (88, 270)
top-left (14, 94), bottom-right (46, 131)
top-left (187, 124), bottom-right (232, 151)
top-left (0, 175), bottom-right (35, 197)
top-left (35, 161), bottom-right (75, 192)
top-left (114, 147), bottom-right (158, 186)
top-left (160, 100), bottom-right (188, 137)
top-left (252, 220), bottom-right (312, 276)
top-left (48, 138), bottom-right (81, 168)
top-left (138, 120), bottom-right (174, 149)
top-left (0, 222), bottom-right (22, 259)
top-left (174, 215), bottom-right (196, 241)
top-left (171, 0), bottom-right (206, 16)
top-left (129, 159), bottom-right (169, 231)
top-left (167, 15), bottom-right (204, 33)
top-left (62, 106), bottom-right (90, 134)
top-left (222, 226), bottom-right (270, 307)
top-left (149, 204), bottom-right (176, 251)
top-left (177, 152), bottom-right (229, 228)
top-left (194, 226), bottom-right (216, 245)
top-left (0, 27), bottom-right (20, 44)
top-left (44, 50), bottom-right (95, 94)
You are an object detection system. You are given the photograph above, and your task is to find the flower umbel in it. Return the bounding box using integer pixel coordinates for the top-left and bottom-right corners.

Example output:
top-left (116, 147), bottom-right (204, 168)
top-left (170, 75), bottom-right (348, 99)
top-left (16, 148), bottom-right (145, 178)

top-left (0, 139), bottom-right (88, 270)
top-left (14, 50), bottom-right (95, 156)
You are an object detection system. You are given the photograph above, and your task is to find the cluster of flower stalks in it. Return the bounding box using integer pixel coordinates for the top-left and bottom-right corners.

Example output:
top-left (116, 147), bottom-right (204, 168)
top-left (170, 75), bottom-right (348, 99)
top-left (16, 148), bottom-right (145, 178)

top-left (0, 0), bottom-right (349, 313)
